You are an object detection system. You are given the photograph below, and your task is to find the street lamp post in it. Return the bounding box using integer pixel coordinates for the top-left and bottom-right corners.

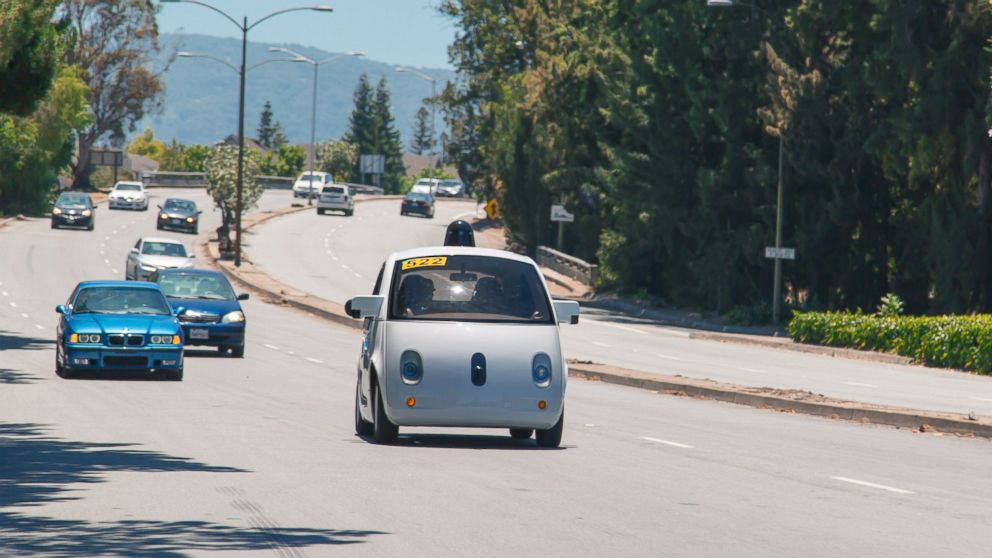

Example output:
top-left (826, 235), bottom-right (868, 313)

top-left (161, 0), bottom-right (333, 267)
top-left (395, 67), bottom-right (437, 182)
top-left (707, 0), bottom-right (784, 323)
top-left (269, 48), bottom-right (365, 205)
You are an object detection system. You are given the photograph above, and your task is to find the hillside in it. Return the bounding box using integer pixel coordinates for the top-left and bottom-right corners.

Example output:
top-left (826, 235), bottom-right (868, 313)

top-left (138, 33), bottom-right (456, 146)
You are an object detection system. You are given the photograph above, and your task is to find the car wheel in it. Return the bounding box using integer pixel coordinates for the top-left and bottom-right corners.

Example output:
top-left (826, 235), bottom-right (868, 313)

top-left (192, 225), bottom-right (198, 235)
top-left (345, 209), bottom-right (353, 217)
top-left (50, 220), bottom-right (57, 229)
top-left (55, 349), bottom-right (72, 379)
top-left (372, 382), bottom-right (398, 444)
top-left (535, 408), bottom-right (564, 448)
top-left (317, 208), bottom-right (324, 215)
top-left (165, 367), bottom-right (183, 381)
top-left (400, 210), bottom-right (405, 216)
top-left (355, 380), bottom-right (374, 436)
top-left (509, 428), bottom-right (534, 439)
top-left (231, 345), bottom-right (245, 358)
top-left (87, 222), bottom-right (94, 231)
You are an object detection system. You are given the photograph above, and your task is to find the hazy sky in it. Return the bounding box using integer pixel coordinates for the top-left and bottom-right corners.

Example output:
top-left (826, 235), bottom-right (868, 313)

top-left (157, 0), bottom-right (456, 70)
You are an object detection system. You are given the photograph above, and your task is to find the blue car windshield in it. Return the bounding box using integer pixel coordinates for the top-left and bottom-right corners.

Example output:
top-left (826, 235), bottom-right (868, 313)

top-left (165, 200), bottom-right (195, 212)
top-left (73, 287), bottom-right (172, 315)
top-left (157, 274), bottom-right (236, 300)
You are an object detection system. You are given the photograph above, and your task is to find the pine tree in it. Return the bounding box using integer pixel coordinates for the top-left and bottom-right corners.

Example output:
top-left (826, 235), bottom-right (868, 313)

top-left (257, 101), bottom-right (278, 148)
top-left (371, 77), bottom-right (406, 194)
top-left (410, 106), bottom-right (433, 155)
top-left (345, 74), bottom-right (375, 182)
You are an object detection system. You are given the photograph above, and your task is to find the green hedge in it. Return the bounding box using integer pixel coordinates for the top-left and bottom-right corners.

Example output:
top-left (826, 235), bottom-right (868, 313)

top-left (788, 312), bottom-right (992, 374)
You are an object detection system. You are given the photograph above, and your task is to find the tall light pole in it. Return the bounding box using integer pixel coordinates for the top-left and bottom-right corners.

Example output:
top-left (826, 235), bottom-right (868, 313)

top-left (269, 47), bottom-right (365, 205)
top-left (395, 67), bottom-right (437, 182)
top-left (161, 1), bottom-right (333, 267)
top-left (706, 0), bottom-right (785, 324)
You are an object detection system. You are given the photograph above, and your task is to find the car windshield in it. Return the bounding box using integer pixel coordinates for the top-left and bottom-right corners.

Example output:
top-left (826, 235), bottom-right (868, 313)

top-left (440, 180), bottom-right (460, 187)
top-left (322, 186), bottom-right (345, 194)
top-left (164, 200), bottom-right (195, 212)
top-left (299, 173), bottom-right (322, 181)
top-left (115, 184), bottom-right (141, 191)
top-left (388, 255), bottom-right (552, 323)
top-left (406, 193), bottom-right (431, 202)
top-left (157, 273), bottom-right (236, 300)
top-left (142, 242), bottom-right (187, 257)
top-left (73, 287), bottom-right (172, 315)
top-left (57, 194), bottom-right (88, 206)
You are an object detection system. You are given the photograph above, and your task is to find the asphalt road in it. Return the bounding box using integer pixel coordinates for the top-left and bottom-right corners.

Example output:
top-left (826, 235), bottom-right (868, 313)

top-left (249, 198), bottom-right (992, 416)
top-left (2, 189), bottom-right (991, 557)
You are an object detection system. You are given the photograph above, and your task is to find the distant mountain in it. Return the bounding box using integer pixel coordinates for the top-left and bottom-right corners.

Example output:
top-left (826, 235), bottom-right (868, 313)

top-left (137, 33), bottom-right (456, 147)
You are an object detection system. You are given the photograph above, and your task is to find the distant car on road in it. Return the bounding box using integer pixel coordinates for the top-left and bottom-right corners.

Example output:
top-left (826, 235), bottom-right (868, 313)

top-left (436, 180), bottom-right (464, 197)
top-left (150, 268), bottom-right (249, 357)
top-left (51, 192), bottom-right (95, 230)
top-left (292, 171), bottom-right (332, 199)
top-left (55, 281), bottom-right (185, 380)
top-left (400, 192), bottom-right (435, 218)
top-left (347, 247), bottom-right (580, 447)
top-left (108, 181), bottom-right (149, 210)
top-left (409, 178), bottom-right (440, 196)
top-left (317, 184), bottom-right (354, 216)
top-left (157, 198), bottom-right (201, 234)
top-left (125, 237), bottom-right (194, 281)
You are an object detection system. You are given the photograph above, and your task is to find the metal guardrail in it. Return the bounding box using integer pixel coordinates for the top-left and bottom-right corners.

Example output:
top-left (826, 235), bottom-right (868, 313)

top-left (141, 172), bottom-right (382, 194)
top-left (537, 246), bottom-right (599, 286)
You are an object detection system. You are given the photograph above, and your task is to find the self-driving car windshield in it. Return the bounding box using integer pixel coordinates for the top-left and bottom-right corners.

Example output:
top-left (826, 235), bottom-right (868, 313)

top-left (158, 274), bottom-right (236, 300)
top-left (142, 242), bottom-right (187, 257)
top-left (389, 255), bottom-right (552, 323)
top-left (115, 184), bottom-right (141, 191)
top-left (73, 287), bottom-right (171, 315)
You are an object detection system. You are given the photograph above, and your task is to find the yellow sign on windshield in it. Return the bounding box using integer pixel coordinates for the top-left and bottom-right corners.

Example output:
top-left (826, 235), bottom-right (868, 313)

top-left (401, 256), bottom-right (448, 270)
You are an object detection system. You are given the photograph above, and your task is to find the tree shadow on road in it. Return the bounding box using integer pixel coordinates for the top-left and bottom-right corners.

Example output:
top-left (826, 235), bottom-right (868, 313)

top-left (0, 329), bottom-right (53, 352)
top-left (0, 423), bottom-right (385, 556)
top-left (0, 368), bottom-right (38, 384)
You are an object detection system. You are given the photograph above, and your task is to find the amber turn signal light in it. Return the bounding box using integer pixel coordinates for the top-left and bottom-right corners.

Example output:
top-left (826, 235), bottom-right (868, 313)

top-left (406, 396), bottom-right (416, 408)
top-left (538, 400), bottom-right (547, 410)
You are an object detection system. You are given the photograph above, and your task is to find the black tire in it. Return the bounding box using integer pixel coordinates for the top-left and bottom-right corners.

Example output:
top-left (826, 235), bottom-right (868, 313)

top-left (156, 223), bottom-right (162, 230)
top-left (510, 428), bottom-right (534, 439)
top-left (87, 222), bottom-right (94, 231)
top-left (50, 220), bottom-right (57, 229)
top-left (400, 210), bottom-right (406, 216)
top-left (165, 367), bottom-right (183, 381)
top-left (231, 345), bottom-right (245, 358)
top-left (355, 380), bottom-right (374, 436)
top-left (345, 209), bottom-right (353, 217)
top-left (317, 208), bottom-right (325, 215)
top-left (372, 382), bottom-right (398, 444)
top-left (192, 225), bottom-right (198, 235)
top-left (55, 349), bottom-right (72, 378)
top-left (535, 408), bottom-right (564, 448)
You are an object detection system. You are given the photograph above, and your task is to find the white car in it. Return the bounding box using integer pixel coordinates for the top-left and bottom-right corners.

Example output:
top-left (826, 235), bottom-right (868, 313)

top-left (409, 178), bottom-right (440, 196)
top-left (108, 181), bottom-right (149, 210)
top-left (125, 237), bottom-right (195, 281)
top-left (292, 171), bottom-right (333, 199)
top-left (317, 184), bottom-right (354, 216)
top-left (347, 247), bottom-right (580, 447)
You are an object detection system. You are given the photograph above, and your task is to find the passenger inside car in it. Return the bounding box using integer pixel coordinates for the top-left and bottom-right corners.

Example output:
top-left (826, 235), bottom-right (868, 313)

top-left (396, 275), bottom-right (436, 316)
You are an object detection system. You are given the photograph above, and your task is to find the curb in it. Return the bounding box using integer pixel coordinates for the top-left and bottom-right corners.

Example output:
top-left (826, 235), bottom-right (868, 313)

top-left (568, 362), bottom-right (992, 439)
top-left (201, 197), bottom-right (992, 440)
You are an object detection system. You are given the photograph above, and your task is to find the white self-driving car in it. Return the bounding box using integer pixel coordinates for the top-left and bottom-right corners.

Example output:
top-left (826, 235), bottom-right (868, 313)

top-left (347, 247), bottom-right (580, 447)
top-left (108, 181), bottom-right (149, 210)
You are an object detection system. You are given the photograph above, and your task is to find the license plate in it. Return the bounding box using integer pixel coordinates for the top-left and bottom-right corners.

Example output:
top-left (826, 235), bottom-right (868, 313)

top-left (189, 328), bottom-right (209, 340)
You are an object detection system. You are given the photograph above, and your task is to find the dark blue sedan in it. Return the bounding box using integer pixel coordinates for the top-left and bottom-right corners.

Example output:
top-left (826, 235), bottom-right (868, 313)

top-left (56, 281), bottom-right (185, 380)
top-left (149, 268), bottom-right (248, 357)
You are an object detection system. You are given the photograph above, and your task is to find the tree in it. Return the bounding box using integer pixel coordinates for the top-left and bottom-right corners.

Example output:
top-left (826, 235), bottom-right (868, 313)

top-left (127, 128), bottom-right (166, 162)
top-left (316, 140), bottom-right (358, 182)
top-left (0, 0), bottom-right (61, 116)
top-left (371, 77), bottom-right (406, 193)
top-left (345, 73), bottom-right (375, 177)
top-left (204, 145), bottom-right (263, 255)
top-left (257, 100), bottom-right (287, 149)
top-left (61, 0), bottom-right (166, 189)
top-left (410, 106), bottom-right (433, 155)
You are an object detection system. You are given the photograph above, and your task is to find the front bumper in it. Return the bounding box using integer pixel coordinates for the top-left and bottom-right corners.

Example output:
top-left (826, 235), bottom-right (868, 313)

top-left (159, 217), bottom-right (197, 231)
top-left (179, 321), bottom-right (245, 348)
top-left (402, 204), bottom-right (433, 215)
top-left (63, 346), bottom-right (183, 371)
top-left (52, 214), bottom-right (92, 227)
top-left (109, 198), bottom-right (146, 209)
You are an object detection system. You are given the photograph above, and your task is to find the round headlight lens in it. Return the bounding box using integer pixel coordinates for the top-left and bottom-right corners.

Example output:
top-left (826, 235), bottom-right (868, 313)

top-left (221, 311), bottom-right (245, 323)
top-left (532, 353), bottom-right (553, 387)
top-left (186, 217), bottom-right (194, 223)
top-left (160, 213), bottom-right (168, 220)
top-left (82, 209), bottom-right (92, 217)
top-left (400, 350), bottom-right (423, 384)
top-left (52, 207), bottom-right (62, 215)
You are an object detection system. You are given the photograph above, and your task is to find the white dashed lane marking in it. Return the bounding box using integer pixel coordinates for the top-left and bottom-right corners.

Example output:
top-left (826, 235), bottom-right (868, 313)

top-left (641, 437), bottom-right (694, 449)
top-left (34, 324), bottom-right (45, 330)
top-left (9, 301), bottom-right (16, 308)
top-left (263, 344), bottom-right (280, 351)
top-left (20, 313), bottom-right (28, 319)
top-left (304, 357), bottom-right (323, 364)
top-left (830, 476), bottom-right (914, 495)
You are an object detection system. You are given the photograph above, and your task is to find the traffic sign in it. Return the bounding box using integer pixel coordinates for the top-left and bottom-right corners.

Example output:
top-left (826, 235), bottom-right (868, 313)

top-left (550, 204), bottom-right (575, 223)
top-left (359, 154), bottom-right (385, 174)
top-left (485, 198), bottom-right (501, 220)
top-left (765, 246), bottom-right (796, 260)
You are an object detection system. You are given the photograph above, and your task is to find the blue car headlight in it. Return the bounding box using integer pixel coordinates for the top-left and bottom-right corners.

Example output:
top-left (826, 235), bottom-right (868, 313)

top-left (400, 350), bottom-right (423, 384)
top-left (532, 353), bottom-right (552, 388)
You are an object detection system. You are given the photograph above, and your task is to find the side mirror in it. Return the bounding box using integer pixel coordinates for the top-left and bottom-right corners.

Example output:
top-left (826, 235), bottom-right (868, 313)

top-left (157, 205), bottom-right (162, 209)
top-left (553, 300), bottom-right (580, 325)
top-left (55, 304), bottom-right (66, 315)
top-left (197, 210), bottom-right (203, 215)
top-left (130, 248), bottom-right (138, 254)
top-left (173, 306), bottom-right (186, 316)
top-left (237, 293), bottom-right (250, 301)
top-left (345, 295), bottom-right (383, 319)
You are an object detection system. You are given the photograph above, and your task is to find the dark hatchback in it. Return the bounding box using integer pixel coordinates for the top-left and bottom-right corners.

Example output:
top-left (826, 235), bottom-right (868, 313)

top-left (51, 192), bottom-right (95, 230)
top-left (400, 192), bottom-right (435, 218)
top-left (157, 198), bottom-right (201, 234)
top-left (150, 268), bottom-right (249, 357)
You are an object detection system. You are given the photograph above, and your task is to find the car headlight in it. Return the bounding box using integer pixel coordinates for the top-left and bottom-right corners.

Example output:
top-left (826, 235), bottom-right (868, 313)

top-left (140, 264), bottom-right (157, 272)
top-left (150, 334), bottom-right (182, 345)
top-left (52, 207), bottom-right (62, 215)
top-left (160, 213), bottom-right (168, 220)
top-left (400, 350), bottom-right (423, 384)
top-left (186, 217), bottom-right (194, 223)
top-left (70, 333), bottom-right (101, 344)
top-left (221, 311), bottom-right (245, 323)
top-left (532, 353), bottom-right (552, 388)
top-left (82, 209), bottom-right (92, 217)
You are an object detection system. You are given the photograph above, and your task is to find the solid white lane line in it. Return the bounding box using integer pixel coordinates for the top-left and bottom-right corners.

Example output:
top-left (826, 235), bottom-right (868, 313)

top-left (844, 382), bottom-right (880, 388)
top-left (656, 353), bottom-right (682, 361)
top-left (969, 396), bottom-right (992, 403)
top-left (304, 357), bottom-right (323, 364)
top-left (739, 367), bottom-right (768, 374)
top-left (641, 436), bottom-right (694, 449)
top-left (586, 319), bottom-right (649, 335)
top-left (592, 341), bottom-right (612, 348)
top-left (830, 476), bottom-right (914, 495)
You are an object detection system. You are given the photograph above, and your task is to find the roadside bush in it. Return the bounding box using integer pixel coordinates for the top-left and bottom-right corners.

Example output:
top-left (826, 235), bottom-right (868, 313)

top-left (789, 312), bottom-right (992, 374)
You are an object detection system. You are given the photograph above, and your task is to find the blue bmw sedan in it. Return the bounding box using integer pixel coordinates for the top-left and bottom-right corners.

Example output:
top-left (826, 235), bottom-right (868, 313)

top-left (56, 281), bottom-right (185, 380)
top-left (149, 268), bottom-right (248, 357)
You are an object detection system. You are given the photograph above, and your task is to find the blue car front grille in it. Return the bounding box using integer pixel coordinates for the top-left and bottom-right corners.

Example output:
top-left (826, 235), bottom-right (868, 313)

top-left (108, 334), bottom-right (144, 346)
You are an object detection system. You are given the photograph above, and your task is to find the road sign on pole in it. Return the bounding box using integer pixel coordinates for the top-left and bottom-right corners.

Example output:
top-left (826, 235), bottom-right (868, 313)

top-left (360, 154), bottom-right (385, 175)
top-left (764, 246), bottom-right (796, 260)
top-left (550, 205), bottom-right (575, 223)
